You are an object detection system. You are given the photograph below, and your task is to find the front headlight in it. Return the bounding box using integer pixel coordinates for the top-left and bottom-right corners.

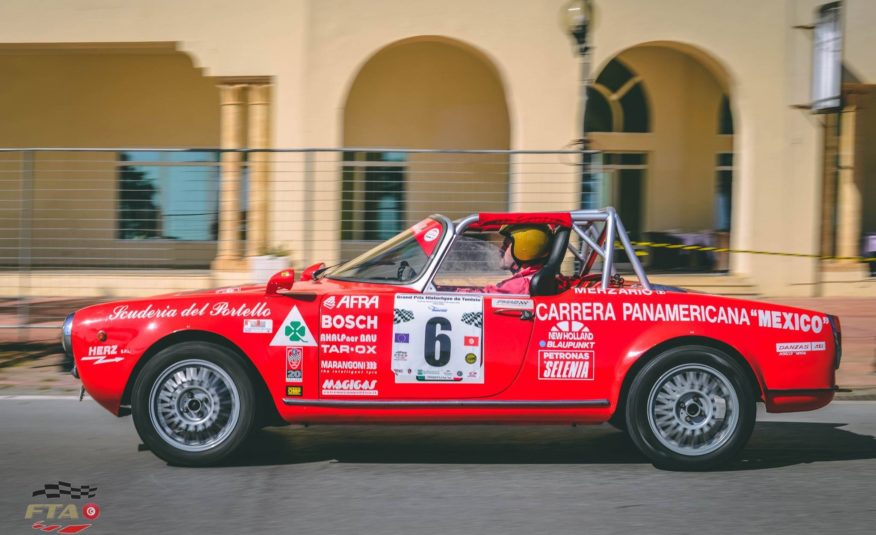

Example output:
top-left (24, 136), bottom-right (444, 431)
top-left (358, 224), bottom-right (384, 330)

top-left (61, 313), bottom-right (75, 375)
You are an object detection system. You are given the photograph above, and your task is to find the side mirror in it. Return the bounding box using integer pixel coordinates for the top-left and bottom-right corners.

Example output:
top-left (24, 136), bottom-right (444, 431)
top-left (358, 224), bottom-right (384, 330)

top-left (300, 262), bottom-right (326, 282)
top-left (266, 269), bottom-right (295, 296)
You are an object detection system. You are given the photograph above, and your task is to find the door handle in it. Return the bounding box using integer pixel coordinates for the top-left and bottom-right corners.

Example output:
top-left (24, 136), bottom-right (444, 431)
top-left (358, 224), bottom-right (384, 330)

top-left (495, 309), bottom-right (534, 320)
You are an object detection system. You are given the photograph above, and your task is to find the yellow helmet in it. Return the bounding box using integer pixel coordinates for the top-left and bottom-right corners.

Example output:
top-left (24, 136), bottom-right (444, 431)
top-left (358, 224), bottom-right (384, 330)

top-left (499, 225), bottom-right (552, 263)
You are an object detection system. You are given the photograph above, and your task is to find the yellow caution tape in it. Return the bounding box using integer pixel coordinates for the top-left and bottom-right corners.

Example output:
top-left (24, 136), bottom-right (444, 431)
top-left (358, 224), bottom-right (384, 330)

top-left (620, 241), bottom-right (876, 262)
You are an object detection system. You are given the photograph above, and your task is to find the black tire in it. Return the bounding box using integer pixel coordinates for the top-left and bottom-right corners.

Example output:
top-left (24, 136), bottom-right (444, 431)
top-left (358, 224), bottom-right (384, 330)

top-left (624, 345), bottom-right (755, 470)
top-left (132, 341), bottom-right (256, 466)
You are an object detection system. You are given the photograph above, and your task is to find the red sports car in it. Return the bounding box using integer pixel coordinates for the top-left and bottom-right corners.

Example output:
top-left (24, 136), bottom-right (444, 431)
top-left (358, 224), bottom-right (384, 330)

top-left (64, 209), bottom-right (841, 469)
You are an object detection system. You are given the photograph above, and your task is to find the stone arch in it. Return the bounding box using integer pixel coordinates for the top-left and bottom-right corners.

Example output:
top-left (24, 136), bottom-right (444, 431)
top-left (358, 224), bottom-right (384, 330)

top-left (340, 36), bottom-right (511, 249)
top-left (343, 35), bottom-right (510, 149)
top-left (588, 41), bottom-right (736, 272)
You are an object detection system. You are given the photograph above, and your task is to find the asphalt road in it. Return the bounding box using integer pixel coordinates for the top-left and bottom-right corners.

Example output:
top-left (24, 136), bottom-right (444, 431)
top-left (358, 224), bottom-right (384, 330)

top-left (1, 399), bottom-right (874, 535)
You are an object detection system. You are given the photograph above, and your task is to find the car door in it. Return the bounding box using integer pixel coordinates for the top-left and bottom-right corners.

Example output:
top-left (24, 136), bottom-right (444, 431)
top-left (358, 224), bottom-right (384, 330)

top-left (317, 289), bottom-right (533, 400)
top-left (515, 288), bottom-right (616, 401)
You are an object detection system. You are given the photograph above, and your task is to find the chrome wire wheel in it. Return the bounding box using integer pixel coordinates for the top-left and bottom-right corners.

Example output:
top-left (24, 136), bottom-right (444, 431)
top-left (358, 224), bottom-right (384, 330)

top-left (148, 359), bottom-right (241, 453)
top-left (646, 363), bottom-right (739, 457)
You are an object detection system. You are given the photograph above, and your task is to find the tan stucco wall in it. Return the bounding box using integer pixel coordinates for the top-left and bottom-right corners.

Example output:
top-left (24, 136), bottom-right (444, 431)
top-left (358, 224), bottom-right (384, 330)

top-left (844, 0), bottom-right (876, 83)
top-left (343, 38), bottom-right (511, 228)
top-left (1, 0), bottom-right (874, 293)
top-left (0, 51), bottom-right (220, 267)
top-left (590, 45), bottom-right (730, 234)
top-left (855, 90), bottom-right (876, 236)
top-left (0, 50), bottom-right (219, 147)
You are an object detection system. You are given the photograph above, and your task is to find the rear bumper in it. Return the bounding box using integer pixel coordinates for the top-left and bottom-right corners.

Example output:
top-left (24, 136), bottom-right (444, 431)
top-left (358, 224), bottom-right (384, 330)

top-left (764, 387), bottom-right (836, 413)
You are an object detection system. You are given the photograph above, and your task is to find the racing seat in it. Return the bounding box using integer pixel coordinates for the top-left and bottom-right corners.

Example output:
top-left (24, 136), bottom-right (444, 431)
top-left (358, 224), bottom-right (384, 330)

top-left (529, 227), bottom-right (570, 296)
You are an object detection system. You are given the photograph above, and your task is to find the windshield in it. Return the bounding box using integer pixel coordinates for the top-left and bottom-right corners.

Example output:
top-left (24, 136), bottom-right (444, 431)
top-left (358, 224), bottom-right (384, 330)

top-left (325, 218), bottom-right (446, 284)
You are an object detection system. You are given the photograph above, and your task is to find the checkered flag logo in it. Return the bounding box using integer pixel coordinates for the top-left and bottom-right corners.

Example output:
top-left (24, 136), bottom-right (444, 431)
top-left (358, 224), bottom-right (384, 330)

top-left (32, 482), bottom-right (97, 499)
top-left (461, 312), bottom-right (483, 329)
top-left (392, 308), bottom-right (414, 324)
top-left (394, 309), bottom-right (414, 324)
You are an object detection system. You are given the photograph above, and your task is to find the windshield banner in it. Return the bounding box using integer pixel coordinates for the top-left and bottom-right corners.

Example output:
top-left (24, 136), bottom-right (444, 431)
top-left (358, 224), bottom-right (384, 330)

top-left (410, 219), bottom-right (443, 256)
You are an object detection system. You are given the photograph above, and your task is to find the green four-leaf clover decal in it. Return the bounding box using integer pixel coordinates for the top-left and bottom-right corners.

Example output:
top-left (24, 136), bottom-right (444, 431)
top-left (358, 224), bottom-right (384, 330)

top-left (285, 320), bottom-right (306, 342)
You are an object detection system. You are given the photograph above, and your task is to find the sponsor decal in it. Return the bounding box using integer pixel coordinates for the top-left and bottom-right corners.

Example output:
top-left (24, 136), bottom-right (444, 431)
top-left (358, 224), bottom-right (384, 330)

top-left (215, 286), bottom-right (242, 294)
top-left (320, 360), bottom-right (378, 372)
top-left (753, 310), bottom-right (827, 333)
top-left (286, 347), bottom-right (303, 383)
top-left (25, 482), bottom-right (100, 533)
top-left (536, 302), bottom-right (617, 322)
top-left (411, 219), bottom-right (444, 256)
top-left (106, 301), bottom-right (271, 321)
top-left (539, 350), bottom-right (594, 380)
top-left (204, 302), bottom-right (271, 318)
top-left (243, 319), bottom-right (273, 334)
top-left (324, 295), bottom-right (379, 310)
top-left (776, 341), bottom-right (827, 356)
top-left (394, 309), bottom-right (415, 324)
top-left (81, 345), bottom-right (123, 365)
top-left (424, 228), bottom-right (440, 242)
top-left (621, 303), bottom-right (750, 326)
top-left (319, 333), bottom-right (377, 343)
top-left (321, 314), bottom-right (378, 330)
top-left (535, 301), bottom-right (760, 327)
top-left (543, 321), bottom-right (594, 350)
top-left (573, 287), bottom-right (666, 295)
top-left (86, 345), bottom-right (117, 357)
top-left (321, 379), bottom-right (378, 396)
top-left (491, 298), bottom-right (534, 310)
top-left (286, 385), bottom-right (303, 397)
top-left (270, 306), bottom-right (317, 346)
top-left (106, 304), bottom-right (179, 321)
top-left (319, 344), bottom-right (377, 355)
top-left (392, 294), bottom-right (485, 384)
top-left (415, 369), bottom-right (463, 382)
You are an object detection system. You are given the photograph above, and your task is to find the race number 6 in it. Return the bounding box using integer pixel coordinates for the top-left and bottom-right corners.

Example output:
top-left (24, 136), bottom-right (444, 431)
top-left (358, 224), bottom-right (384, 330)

top-left (424, 317), bottom-right (451, 367)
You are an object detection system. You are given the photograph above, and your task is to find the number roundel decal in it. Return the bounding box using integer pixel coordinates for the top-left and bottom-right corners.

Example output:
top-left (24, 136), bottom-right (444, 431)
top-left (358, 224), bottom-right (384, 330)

top-left (392, 294), bottom-right (483, 384)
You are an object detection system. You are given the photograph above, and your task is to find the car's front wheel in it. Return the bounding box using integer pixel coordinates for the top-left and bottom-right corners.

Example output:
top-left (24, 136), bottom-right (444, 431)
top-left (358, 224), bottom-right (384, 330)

top-left (132, 342), bottom-right (256, 466)
top-left (624, 345), bottom-right (755, 470)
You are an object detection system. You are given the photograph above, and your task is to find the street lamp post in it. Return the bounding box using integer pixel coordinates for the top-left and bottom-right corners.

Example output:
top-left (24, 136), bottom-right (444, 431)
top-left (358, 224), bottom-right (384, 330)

top-left (562, 0), bottom-right (595, 207)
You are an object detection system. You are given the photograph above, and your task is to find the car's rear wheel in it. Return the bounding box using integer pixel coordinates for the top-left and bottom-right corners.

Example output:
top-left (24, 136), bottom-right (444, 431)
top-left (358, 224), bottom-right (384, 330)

top-left (624, 345), bottom-right (755, 470)
top-left (132, 342), bottom-right (256, 466)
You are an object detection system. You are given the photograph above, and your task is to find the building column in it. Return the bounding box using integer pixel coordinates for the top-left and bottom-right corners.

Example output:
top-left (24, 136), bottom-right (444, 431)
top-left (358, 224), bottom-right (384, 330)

top-left (212, 83), bottom-right (246, 270)
top-left (836, 103), bottom-right (862, 262)
top-left (246, 83), bottom-right (271, 257)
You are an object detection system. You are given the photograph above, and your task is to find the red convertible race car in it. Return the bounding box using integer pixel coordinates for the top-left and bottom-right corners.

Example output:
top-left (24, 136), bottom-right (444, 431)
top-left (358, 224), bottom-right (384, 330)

top-left (64, 209), bottom-right (841, 469)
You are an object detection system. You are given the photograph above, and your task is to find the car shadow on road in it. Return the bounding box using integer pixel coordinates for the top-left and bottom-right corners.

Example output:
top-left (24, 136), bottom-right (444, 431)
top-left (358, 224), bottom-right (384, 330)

top-left (220, 421), bottom-right (876, 471)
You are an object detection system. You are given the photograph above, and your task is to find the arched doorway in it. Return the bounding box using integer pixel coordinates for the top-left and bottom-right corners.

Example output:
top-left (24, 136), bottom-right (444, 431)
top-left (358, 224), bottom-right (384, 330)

top-left (341, 37), bottom-right (511, 254)
top-left (587, 43), bottom-right (734, 272)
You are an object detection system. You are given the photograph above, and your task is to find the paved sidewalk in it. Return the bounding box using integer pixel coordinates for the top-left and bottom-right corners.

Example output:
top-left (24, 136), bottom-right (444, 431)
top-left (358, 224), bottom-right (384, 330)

top-left (1, 296), bottom-right (874, 395)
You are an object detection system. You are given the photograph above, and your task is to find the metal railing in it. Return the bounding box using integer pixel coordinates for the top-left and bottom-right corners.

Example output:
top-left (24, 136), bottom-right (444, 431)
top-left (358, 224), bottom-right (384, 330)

top-left (0, 147), bottom-right (604, 336)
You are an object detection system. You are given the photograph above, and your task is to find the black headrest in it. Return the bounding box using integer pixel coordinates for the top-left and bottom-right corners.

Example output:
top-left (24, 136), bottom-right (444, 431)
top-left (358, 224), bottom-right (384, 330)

top-left (529, 227), bottom-right (570, 296)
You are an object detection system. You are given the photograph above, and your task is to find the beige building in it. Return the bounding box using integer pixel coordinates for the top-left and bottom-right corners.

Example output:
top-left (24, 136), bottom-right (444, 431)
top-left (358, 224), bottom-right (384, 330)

top-left (0, 0), bottom-right (874, 297)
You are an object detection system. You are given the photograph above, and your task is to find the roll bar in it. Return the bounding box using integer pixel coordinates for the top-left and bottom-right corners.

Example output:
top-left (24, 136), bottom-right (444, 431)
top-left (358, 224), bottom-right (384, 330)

top-left (453, 207), bottom-right (651, 291)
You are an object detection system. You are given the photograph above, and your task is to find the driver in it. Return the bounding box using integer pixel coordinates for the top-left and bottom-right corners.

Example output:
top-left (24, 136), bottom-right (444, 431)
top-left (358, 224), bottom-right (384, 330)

top-left (480, 224), bottom-right (552, 294)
